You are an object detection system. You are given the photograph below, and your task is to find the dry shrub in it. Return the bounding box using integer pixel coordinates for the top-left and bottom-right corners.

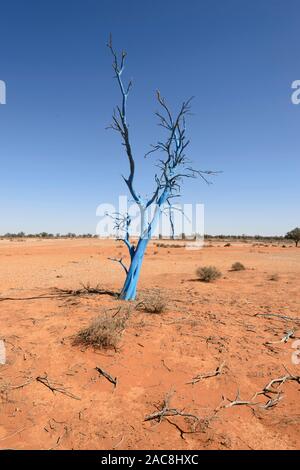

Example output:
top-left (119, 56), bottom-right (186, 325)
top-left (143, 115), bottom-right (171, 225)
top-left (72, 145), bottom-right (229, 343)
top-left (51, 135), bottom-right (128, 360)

top-left (224, 243), bottom-right (231, 247)
top-left (73, 308), bottom-right (129, 349)
top-left (231, 262), bottom-right (246, 271)
top-left (136, 289), bottom-right (167, 314)
top-left (155, 243), bottom-right (185, 248)
top-left (269, 273), bottom-right (279, 281)
top-left (196, 265), bottom-right (222, 282)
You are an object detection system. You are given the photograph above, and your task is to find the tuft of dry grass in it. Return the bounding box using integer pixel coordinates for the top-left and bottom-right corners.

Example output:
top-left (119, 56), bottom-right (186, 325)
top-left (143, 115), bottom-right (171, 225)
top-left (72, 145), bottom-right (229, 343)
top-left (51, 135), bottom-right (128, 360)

top-left (231, 262), bottom-right (246, 271)
top-left (136, 289), bottom-right (167, 314)
top-left (196, 266), bottom-right (222, 282)
top-left (269, 273), bottom-right (279, 281)
top-left (73, 310), bottom-right (128, 349)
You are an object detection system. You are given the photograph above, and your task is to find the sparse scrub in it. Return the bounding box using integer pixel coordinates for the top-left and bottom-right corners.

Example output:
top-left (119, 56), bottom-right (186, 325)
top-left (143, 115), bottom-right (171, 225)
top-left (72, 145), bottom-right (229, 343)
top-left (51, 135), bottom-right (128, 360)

top-left (196, 266), bottom-right (222, 282)
top-left (73, 310), bottom-right (128, 349)
top-left (155, 243), bottom-right (185, 248)
top-left (224, 243), bottom-right (231, 247)
top-left (231, 262), bottom-right (245, 271)
top-left (136, 289), bottom-right (167, 313)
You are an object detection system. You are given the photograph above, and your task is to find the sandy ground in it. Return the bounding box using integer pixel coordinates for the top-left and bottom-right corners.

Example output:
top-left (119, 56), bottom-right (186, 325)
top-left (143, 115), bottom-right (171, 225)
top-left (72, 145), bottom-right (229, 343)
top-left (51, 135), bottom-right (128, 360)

top-left (0, 238), bottom-right (299, 450)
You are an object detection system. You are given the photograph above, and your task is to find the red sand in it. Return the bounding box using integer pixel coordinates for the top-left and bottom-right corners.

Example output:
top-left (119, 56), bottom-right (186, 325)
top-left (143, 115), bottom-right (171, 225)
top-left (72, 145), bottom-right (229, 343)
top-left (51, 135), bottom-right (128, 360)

top-left (0, 238), bottom-right (299, 449)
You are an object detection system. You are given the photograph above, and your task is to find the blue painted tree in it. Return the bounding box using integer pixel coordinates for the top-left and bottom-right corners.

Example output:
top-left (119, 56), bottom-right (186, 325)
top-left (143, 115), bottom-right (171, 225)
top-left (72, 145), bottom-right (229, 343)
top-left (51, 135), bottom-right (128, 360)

top-left (107, 37), bottom-right (215, 300)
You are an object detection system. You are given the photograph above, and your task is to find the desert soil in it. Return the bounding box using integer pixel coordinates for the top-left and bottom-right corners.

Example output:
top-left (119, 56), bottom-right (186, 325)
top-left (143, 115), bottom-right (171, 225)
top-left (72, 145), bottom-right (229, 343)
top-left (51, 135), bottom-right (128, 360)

top-left (0, 238), bottom-right (299, 450)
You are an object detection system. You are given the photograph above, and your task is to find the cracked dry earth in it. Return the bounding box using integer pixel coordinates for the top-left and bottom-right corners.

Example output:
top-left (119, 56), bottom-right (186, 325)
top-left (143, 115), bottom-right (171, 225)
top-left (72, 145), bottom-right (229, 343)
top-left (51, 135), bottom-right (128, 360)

top-left (0, 238), bottom-right (299, 449)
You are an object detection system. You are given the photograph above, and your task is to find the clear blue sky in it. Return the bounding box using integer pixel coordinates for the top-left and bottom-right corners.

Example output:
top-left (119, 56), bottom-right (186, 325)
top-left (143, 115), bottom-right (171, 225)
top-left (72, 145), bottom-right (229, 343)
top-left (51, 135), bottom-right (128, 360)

top-left (0, 0), bottom-right (299, 236)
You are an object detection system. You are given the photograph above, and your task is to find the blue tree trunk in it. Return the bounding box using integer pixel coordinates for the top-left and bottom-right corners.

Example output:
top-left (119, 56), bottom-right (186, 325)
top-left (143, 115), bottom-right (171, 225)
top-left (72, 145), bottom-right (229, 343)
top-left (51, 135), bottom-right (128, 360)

top-left (120, 191), bottom-right (169, 301)
top-left (119, 238), bottom-right (149, 300)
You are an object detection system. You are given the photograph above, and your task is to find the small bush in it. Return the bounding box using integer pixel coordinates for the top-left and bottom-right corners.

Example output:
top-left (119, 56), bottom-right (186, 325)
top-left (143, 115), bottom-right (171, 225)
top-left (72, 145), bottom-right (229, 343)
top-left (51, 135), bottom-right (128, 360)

top-left (196, 265), bottom-right (222, 282)
top-left (136, 289), bottom-right (167, 314)
top-left (269, 273), bottom-right (279, 281)
top-left (224, 243), bottom-right (231, 247)
top-left (73, 312), bottom-right (127, 349)
top-left (231, 262), bottom-right (245, 271)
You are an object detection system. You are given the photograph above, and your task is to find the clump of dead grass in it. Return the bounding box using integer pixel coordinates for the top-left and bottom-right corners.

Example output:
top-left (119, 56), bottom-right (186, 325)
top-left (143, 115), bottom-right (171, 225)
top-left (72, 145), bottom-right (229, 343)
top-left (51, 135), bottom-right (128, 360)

top-left (136, 289), bottom-right (167, 314)
top-left (196, 265), bottom-right (222, 282)
top-left (231, 262), bottom-right (246, 271)
top-left (73, 307), bottom-right (130, 349)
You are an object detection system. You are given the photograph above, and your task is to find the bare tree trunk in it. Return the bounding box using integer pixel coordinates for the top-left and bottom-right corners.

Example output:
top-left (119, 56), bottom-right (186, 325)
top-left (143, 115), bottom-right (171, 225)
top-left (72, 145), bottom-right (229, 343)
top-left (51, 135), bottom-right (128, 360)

top-left (119, 238), bottom-right (149, 300)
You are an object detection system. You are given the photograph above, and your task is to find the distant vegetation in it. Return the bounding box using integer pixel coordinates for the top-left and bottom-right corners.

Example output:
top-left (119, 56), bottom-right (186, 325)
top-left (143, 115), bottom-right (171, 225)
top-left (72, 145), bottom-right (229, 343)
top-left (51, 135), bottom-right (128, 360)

top-left (285, 227), bottom-right (300, 247)
top-left (0, 232), bottom-right (96, 239)
top-left (0, 232), bottom-right (298, 244)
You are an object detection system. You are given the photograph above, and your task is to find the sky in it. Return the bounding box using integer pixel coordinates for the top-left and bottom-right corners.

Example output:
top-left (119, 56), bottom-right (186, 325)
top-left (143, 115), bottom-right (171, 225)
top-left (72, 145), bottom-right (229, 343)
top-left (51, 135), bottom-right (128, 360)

top-left (0, 0), bottom-right (299, 236)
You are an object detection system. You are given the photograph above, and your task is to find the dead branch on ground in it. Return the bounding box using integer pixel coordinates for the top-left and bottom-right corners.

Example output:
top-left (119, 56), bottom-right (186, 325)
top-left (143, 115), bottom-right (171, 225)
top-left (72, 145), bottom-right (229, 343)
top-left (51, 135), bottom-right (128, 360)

top-left (144, 391), bottom-right (199, 424)
top-left (222, 389), bottom-right (258, 408)
top-left (265, 328), bottom-right (296, 345)
top-left (9, 378), bottom-right (34, 390)
top-left (188, 361), bottom-right (225, 385)
top-left (222, 366), bottom-right (300, 411)
top-left (36, 375), bottom-right (81, 400)
top-left (0, 284), bottom-right (118, 303)
top-left (254, 313), bottom-right (300, 324)
top-left (95, 366), bottom-right (117, 387)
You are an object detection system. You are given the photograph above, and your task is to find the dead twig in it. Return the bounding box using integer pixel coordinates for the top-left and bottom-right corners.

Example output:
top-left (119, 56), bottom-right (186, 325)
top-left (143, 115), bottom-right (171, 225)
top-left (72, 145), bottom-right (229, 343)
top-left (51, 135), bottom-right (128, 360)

top-left (161, 359), bottom-right (172, 372)
top-left (48, 425), bottom-right (69, 450)
top-left (188, 361), bottom-right (225, 385)
top-left (260, 395), bottom-right (284, 410)
top-left (0, 427), bottom-right (26, 441)
top-left (222, 366), bottom-right (300, 411)
top-left (0, 285), bottom-right (118, 303)
top-left (223, 389), bottom-right (258, 408)
top-left (265, 328), bottom-right (296, 345)
top-left (254, 313), bottom-right (300, 324)
top-left (252, 371), bottom-right (300, 401)
top-left (36, 375), bottom-right (81, 400)
top-left (9, 378), bottom-right (34, 390)
top-left (95, 367), bottom-right (117, 387)
top-left (144, 391), bottom-right (199, 424)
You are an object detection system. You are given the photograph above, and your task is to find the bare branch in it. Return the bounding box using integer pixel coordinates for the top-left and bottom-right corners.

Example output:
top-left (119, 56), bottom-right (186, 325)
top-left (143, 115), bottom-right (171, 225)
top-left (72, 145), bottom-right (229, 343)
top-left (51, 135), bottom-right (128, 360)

top-left (254, 313), bottom-right (300, 324)
top-left (95, 366), bottom-right (117, 387)
top-left (265, 328), bottom-right (296, 345)
top-left (36, 375), bottom-right (81, 400)
top-left (107, 36), bottom-right (141, 205)
top-left (187, 361), bottom-right (225, 385)
top-left (108, 257), bottom-right (128, 274)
